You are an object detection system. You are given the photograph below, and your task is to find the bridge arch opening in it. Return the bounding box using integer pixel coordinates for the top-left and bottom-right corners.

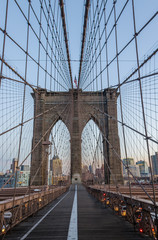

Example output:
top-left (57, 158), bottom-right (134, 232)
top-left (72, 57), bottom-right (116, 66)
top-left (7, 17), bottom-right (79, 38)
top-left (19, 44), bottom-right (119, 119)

top-left (48, 120), bottom-right (71, 186)
top-left (81, 119), bottom-right (105, 185)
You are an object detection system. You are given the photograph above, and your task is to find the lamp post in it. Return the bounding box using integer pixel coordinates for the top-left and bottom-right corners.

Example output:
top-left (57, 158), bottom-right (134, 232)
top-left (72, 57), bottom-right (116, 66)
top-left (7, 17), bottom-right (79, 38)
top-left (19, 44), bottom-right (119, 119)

top-left (42, 140), bottom-right (52, 189)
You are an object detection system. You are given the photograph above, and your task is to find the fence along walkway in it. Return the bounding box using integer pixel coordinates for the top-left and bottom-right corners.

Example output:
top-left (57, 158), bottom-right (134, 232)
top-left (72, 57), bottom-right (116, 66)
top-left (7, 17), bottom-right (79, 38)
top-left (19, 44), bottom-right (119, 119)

top-left (3, 184), bottom-right (151, 240)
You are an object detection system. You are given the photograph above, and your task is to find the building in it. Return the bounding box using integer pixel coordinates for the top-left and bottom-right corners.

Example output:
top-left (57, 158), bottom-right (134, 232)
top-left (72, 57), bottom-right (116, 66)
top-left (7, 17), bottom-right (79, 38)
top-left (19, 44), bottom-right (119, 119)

top-left (136, 160), bottom-right (149, 177)
top-left (21, 165), bottom-right (29, 171)
top-left (0, 172), bottom-right (16, 188)
top-left (123, 158), bottom-right (140, 177)
top-left (52, 156), bottom-right (62, 176)
top-left (123, 158), bottom-right (134, 176)
top-left (11, 158), bottom-right (18, 173)
top-left (17, 165), bottom-right (30, 187)
top-left (129, 165), bottom-right (140, 177)
top-left (123, 158), bottom-right (134, 166)
top-left (50, 156), bottom-right (62, 185)
top-left (0, 164), bottom-right (30, 188)
top-left (48, 171), bottom-right (53, 185)
top-left (151, 152), bottom-right (158, 176)
top-left (0, 158), bottom-right (19, 188)
top-left (94, 166), bottom-right (104, 184)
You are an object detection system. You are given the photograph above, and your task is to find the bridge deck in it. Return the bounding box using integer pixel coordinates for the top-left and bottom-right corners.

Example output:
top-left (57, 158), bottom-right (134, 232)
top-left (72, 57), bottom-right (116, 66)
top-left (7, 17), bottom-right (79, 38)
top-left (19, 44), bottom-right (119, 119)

top-left (4, 185), bottom-right (151, 240)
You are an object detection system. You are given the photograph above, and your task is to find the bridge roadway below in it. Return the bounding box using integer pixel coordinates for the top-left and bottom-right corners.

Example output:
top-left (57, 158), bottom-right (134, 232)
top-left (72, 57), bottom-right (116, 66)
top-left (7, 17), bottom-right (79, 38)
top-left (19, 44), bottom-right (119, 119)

top-left (3, 184), bottom-right (151, 240)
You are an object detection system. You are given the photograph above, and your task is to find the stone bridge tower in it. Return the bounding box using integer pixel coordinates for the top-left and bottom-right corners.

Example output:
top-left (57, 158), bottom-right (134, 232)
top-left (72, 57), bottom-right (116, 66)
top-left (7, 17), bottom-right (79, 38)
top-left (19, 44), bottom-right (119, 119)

top-left (30, 88), bottom-right (123, 185)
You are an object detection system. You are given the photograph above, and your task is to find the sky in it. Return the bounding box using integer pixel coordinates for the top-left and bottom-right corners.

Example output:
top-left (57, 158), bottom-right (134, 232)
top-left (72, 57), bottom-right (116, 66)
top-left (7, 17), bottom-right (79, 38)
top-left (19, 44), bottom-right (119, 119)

top-left (65, 0), bottom-right (84, 79)
top-left (0, 0), bottom-right (158, 87)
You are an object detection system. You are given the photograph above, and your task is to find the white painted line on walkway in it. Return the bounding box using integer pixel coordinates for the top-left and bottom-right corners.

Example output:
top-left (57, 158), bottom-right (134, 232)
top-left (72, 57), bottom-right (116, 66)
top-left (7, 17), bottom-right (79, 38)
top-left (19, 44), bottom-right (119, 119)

top-left (20, 189), bottom-right (71, 240)
top-left (67, 184), bottom-right (78, 240)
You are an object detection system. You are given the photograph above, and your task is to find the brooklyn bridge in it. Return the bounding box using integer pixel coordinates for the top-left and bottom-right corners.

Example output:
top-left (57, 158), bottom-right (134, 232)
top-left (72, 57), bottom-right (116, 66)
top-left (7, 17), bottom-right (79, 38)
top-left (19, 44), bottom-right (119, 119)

top-left (0, 0), bottom-right (158, 239)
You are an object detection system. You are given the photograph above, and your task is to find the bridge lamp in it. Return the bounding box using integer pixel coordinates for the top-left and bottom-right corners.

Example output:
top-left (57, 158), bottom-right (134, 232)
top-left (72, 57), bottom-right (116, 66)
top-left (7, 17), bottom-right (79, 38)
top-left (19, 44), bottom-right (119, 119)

top-left (121, 210), bottom-right (126, 217)
top-left (121, 206), bottom-right (126, 217)
top-left (114, 206), bottom-right (119, 212)
top-left (152, 228), bottom-right (156, 238)
top-left (2, 225), bottom-right (5, 234)
top-left (135, 209), bottom-right (142, 223)
top-left (106, 198), bottom-right (109, 205)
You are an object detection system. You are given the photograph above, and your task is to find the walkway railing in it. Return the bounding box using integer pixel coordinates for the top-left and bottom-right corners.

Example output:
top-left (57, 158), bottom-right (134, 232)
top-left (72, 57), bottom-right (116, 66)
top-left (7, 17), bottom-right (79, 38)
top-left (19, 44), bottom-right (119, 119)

top-left (87, 185), bottom-right (157, 239)
top-left (0, 185), bottom-right (69, 235)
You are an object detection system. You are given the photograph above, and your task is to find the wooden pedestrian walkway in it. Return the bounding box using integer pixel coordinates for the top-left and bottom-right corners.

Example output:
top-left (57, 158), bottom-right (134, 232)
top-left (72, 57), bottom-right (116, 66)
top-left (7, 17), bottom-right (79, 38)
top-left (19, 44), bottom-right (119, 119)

top-left (3, 184), bottom-right (151, 240)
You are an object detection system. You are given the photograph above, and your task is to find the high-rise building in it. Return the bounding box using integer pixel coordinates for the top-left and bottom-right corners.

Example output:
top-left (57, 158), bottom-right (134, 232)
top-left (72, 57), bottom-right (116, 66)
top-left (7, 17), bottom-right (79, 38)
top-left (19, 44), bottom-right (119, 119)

top-left (136, 160), bottom-right (149, 177)
top-left (52, 156), bottom-right (62, 176)
top-left (51, 156), bottom-right (62, 185)
top-left (12, 158), bottom-right (18, 173)
top-left (151, 152), bottom-right (158, 176)
top-left (48, 171), bottom-right (53, 185)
